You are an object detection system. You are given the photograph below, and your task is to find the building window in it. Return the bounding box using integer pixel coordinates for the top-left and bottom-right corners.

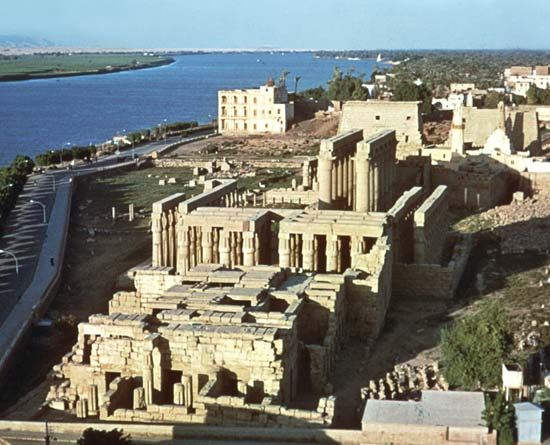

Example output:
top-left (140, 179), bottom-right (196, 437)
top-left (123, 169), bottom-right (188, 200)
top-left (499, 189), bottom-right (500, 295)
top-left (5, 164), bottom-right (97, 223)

top-left (253, 110), bottom-right (257, 116)
top-left (221, 96), bottom-right (227, 104)
top-left (375, 115), bottom-right (380, 120)
top-left (234, 96), bottom-right (238, 104)
top-left (221, 106), bottom-right (226, 116)
top-left (277, 109), bottom-right (281, 115)
top-left (253, 124), bottom-right (257, 130)
top-left (244, 96), bottom-right (248, 104)
top-left (268, 110), bottom-right (272, 115)
top-left (253, 97), bottom-right (257, 104)
top-left (244, 123), bottom-right (248, 130)
top-left (233, 107), bottom-right (237, 116)
top-left (265, 123), bottom-right (268, 129)
top-left (221, 120), bottom-right (225, 130)
top-left (244, 107), bottom-right (247, 117)
top-left (406, 115), bottom-right (411, 120)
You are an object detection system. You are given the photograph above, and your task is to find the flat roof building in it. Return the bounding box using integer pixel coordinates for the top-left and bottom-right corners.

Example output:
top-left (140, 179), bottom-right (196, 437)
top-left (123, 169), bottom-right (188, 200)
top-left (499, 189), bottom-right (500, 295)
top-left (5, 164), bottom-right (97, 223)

top-left (218, 77), bottom-right (294, 135)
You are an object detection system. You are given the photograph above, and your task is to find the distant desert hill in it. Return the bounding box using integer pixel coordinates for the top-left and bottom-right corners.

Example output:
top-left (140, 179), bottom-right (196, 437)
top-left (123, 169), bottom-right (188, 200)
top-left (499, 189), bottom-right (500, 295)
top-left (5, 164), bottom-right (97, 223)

top-left (0, 35), bottom-right (55, 49)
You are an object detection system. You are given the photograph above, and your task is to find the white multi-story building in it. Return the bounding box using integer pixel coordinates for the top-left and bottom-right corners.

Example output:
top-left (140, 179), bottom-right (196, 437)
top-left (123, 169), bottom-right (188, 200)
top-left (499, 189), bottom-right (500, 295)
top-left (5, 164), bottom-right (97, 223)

top-left (218, 78), bottom-right (294, 135)
top-left (504, 65), bottom-right (550, 97)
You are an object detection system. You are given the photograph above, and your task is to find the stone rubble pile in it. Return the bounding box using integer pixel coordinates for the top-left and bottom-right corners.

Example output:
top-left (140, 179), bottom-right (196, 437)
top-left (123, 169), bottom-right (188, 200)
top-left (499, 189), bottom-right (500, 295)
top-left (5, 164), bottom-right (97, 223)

top-left (480, 196), bottom-right (550, 254)
top-left (360, 362), bottom-right (449, 403)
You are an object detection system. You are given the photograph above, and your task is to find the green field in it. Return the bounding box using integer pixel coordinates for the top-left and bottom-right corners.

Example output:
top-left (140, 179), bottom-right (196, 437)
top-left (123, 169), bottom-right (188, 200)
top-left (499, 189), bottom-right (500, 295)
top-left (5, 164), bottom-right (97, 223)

top-left (0, 53), bottom-right (173, 80)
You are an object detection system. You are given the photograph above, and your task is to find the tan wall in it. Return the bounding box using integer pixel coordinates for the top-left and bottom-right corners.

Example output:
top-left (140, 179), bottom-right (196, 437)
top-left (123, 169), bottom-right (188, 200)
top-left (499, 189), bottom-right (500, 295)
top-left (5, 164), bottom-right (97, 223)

top-left (338, 101), bottom-right (423, 157)
top-left (393, 235), bottom-right (472, 299)
top-left (431, 166), bottom-right (513, 210)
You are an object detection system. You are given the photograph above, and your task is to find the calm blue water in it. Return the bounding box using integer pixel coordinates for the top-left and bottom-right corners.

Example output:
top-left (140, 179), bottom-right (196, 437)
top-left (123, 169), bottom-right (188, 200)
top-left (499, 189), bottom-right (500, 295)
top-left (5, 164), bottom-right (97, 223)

top-left (0, 52), bottom-right (381, 166)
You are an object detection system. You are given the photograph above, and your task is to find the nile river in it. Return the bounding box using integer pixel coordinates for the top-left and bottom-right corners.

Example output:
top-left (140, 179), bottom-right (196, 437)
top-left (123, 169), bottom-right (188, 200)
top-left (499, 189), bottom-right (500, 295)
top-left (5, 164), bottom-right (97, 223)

top-left (0, 52), bottom-right (381, 166)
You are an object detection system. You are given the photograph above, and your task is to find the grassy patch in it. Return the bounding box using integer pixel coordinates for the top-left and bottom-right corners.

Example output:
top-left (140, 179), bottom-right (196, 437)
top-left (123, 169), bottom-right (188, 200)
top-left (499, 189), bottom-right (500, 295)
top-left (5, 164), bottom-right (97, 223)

top-left (76, 167), bottom-right (200, 229)
top-left (0, 53), bottom-right (172, 79)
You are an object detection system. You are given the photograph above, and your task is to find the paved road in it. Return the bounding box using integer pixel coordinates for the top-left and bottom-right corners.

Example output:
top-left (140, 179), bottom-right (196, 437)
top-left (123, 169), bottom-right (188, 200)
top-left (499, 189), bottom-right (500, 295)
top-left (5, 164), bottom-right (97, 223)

top-left (0, 131), bottom-right (215, 379)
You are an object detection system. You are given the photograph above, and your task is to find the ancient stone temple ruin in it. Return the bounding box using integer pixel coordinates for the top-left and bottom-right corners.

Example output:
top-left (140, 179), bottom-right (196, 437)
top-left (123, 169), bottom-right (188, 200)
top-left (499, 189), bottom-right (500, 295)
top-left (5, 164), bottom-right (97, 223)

top-left (47, 129), bottom-right (468, 427)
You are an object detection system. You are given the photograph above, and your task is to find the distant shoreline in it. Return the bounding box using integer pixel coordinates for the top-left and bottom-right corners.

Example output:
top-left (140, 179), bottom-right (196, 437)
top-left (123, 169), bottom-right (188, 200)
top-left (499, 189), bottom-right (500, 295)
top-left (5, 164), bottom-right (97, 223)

top-left (0, 57), bottom-right (175, 82)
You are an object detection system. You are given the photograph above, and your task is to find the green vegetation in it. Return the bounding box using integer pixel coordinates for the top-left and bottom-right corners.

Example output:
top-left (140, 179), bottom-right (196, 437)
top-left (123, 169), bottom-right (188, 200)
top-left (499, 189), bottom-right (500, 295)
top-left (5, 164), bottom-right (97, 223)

top-left (483, 92), bottom-right (507, 109)
top-left (483, 392), bottom-right (516, 445)
top-left (0, 155), bottom-right (34, 226)
top-left (441, 302), bottom-right (512, 390)
top-left (315, 50), bottom-right (550, 89)
top-left (0, 53), bottom-right (173, 81)
top-left (326, 67), bottom-right (369, 101)
top-left (81, 167), bottom-right (199, 218)
top-left (392, 80), bottom-right (432, 114)
top-left (526, 84), bottom-right (550, 105)
top-left (35, 145), bottom-right (97, 167)
top-left (77, 428), bottom-right (131, 445)
top-left (297, 67), bottom-right (369, 101)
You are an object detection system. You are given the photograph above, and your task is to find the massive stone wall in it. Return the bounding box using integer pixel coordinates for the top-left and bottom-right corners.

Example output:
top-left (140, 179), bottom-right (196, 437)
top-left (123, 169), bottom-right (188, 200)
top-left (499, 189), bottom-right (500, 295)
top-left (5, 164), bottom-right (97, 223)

top-left (413, 186), bottom-right (449, 264)
top-left (392, 235), bottom-right (473, 299)
top-left (338, 101), bottom-right (423, 157)
top-left (432, 166), bottom-right (513, 210)
top-left (462, 106), bottom-right (540, 154)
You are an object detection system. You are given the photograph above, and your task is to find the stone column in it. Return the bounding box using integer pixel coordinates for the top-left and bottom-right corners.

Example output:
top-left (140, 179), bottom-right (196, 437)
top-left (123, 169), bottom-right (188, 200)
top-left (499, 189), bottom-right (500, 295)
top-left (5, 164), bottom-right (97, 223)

top-left (201, 229), bottom-right (213, 263)
top-left (76, 399), bottom-right (88, 419)
top-left (177, 218), bottom-right (188, 274)
top-left (133, 387), bottom-right (146, 409)
top-left (174, 383), bottom-right (185, 405)
top-left (318, 155), bottom-right (333, 209)
top-left (338, 158), bottom-right (344, 199)
top-left (243, 231), bottom-right (256, 266)
top-left (254, 233), bottom-right (260, 265)
top-left (182, 375), bottom-right (193, 408)
top-left (278, 232), bottom-right (291, 268)
top-left (369, 164), bottom-right (375, 211)
top-left (302, 234), bottom-right (315, 271)
top-left (143, 352), bottom-right (154, 405)
top-left (196, 227), bottom-right (203, 265)
top-left (302, 160), bottom-right (311, 188)
top-left (212, 228), bottom-right (220, 263)
top-left (348, 156), bottom-right (355, 209)
top-left (152, 347), bottom-right (163, 396)
top-left (343, 156), bottom-right (348, 203)
top-left (326, 236), bottom-right (339, 272)
top-left (331, 161), bottom-right (338, 201)
top-left (355, 155), bottom-right (370, 212)
top-left (152, 213), bottom-right (162, 267)
top-left (161, 212), bottom-right (169, 266)
top-left (289, 234), bottom-right (296, 268)
top-left (373, 163), bottom-right (379, 211)
top-left (219, 231), bottom-right (231, 267)
top-left (313, 236), bottom-right (319, 270)
top-left (88, 384), bottom-right (98, 412)
top-left (167, 210), bottom-right (176, 267)
top-left (350, 236), bottom-right (363, 268)
top-left (189, 226), bottom-right (197, 268)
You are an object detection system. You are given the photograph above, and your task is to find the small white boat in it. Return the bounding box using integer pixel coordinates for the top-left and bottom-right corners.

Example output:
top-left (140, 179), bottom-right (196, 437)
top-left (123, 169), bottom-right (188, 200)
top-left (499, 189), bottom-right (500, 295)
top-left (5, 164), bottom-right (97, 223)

top-left (376, 53), bottom-right (383, 62)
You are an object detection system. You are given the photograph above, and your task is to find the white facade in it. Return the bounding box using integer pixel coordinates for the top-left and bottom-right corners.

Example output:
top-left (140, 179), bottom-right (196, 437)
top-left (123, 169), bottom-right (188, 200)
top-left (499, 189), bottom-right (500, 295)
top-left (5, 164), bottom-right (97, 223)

top-left (504, 66), bottom-right (550, 97)
top-left (218, 81), bottom-right (294, 135)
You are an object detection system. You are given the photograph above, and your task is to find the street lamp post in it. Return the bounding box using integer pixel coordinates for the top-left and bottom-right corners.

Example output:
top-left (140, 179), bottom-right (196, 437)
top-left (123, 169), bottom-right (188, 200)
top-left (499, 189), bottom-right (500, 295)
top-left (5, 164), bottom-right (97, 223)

top-left (0, 249), bottom-right (19, 275)
top-left (29, 199), bottom-right (47, 223)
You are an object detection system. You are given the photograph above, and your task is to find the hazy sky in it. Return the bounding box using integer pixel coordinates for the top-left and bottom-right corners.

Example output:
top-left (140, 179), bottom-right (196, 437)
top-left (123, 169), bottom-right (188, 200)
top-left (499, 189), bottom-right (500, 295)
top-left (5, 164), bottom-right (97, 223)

top-left (2, 0), bottom-right (549, 49)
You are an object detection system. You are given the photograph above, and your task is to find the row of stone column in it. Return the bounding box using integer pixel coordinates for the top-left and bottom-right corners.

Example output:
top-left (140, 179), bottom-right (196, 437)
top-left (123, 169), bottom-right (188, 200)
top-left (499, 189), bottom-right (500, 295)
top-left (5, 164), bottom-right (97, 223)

top-left (278, 233), bottom-right (370, 273)
top-left (355, 146), bottom-right (395, 213)
top-left (152, 208), bottom-right (178, 267)
top-left (318, 153), bottom-right (354, 209)
top-left (177, 226), bottom-right (260, 272)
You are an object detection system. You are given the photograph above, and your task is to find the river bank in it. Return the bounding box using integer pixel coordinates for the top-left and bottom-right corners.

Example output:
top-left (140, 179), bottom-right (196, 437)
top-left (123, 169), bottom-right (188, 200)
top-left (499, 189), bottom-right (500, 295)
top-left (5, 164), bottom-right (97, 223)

top-left (0, 53), bottom-right (174, 82)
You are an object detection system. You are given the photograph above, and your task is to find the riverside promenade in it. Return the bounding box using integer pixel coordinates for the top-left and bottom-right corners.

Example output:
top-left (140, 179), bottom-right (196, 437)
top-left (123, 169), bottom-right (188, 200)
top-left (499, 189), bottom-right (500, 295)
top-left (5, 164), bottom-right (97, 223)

top-left (0, 131), bottom-right (215, 382)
